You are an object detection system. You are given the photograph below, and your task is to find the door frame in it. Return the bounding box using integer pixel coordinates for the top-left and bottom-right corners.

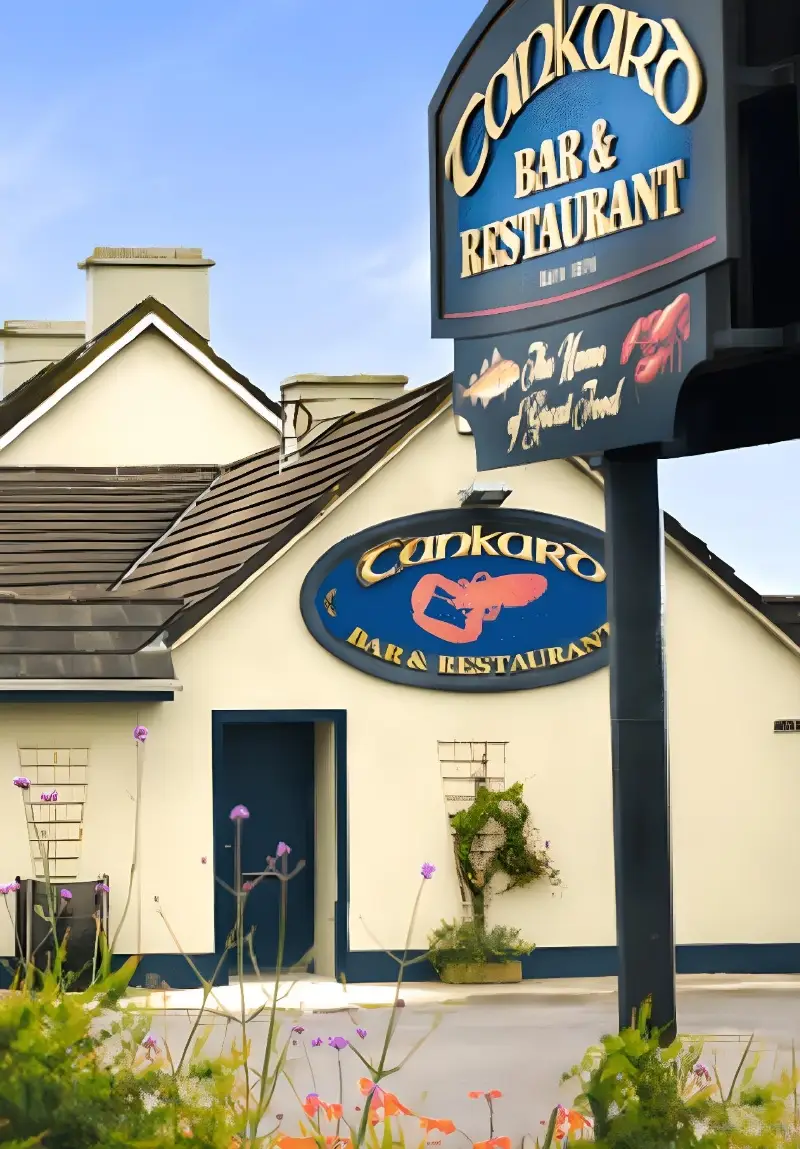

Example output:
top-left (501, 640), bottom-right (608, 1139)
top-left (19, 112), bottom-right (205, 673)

top-left (211, 710), bottom-right (348, 978)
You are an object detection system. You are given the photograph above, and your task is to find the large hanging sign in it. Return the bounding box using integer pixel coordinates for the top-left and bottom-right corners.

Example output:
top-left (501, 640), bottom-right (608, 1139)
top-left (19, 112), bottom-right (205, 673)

top-left (300, 510), bottom-right (608, 692)
top-left (430, 0), bottom-right (733, 467)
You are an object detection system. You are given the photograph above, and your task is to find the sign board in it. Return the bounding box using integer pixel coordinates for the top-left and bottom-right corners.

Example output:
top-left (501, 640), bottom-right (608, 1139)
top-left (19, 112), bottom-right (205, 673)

top-left (300, 509), bottom-right (609, 692)
top-left (429, 0), bottom-right (735, 467)
top-left (774, 720), bottom-right (800, 733)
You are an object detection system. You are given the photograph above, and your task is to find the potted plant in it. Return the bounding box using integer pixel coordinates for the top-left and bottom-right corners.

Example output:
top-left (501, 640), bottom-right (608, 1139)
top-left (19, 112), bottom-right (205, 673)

top-left (428, 781), bottom-right (560, 984)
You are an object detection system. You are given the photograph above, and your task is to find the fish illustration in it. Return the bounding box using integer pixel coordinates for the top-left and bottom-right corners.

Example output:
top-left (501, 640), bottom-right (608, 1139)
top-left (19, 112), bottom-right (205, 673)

top-left (323, 588), bottom-right (337, 617)
top-left (458, 348), bottom-right (520, 409)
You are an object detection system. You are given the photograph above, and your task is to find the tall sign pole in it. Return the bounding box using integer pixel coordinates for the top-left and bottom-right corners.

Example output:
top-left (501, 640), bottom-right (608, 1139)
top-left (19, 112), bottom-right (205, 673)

top-left (428, 0), bottom-right (755, 1036)
top-left (603, 449), bottom-right (675, 1037)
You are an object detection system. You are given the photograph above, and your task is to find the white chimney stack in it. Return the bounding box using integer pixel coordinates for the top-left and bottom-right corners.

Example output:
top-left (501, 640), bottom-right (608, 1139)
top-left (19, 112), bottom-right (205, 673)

top-left (280, 374), bottom-right (409, 461)
top-left (1, 320), bottom-right (85, 396)
top-left (79, 247), bottom-right (214, 340)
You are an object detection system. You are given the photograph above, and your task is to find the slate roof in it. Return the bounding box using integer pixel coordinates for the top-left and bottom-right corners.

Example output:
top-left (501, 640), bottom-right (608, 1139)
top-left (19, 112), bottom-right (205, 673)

top-left (0, 374), bottom-right (794, 681)
top-left (0, 297), bottom-right (281, 438)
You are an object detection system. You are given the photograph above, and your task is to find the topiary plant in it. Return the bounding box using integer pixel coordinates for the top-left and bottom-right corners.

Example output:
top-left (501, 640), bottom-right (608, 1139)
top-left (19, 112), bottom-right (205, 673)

top-left (443, 781), bottom-right (561, 959)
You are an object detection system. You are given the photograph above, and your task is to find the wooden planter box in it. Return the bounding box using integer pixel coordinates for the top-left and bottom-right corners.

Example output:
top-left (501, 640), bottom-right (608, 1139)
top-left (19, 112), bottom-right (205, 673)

top-left (439, 960), bottom-right (523, 985)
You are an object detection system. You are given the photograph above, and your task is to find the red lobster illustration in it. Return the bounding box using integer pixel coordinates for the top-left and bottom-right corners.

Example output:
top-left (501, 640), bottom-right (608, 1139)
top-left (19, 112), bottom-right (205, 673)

top-left (621, 292), bottom-right (691, 384)
top-left (410, 571), bottom-right (548, 644)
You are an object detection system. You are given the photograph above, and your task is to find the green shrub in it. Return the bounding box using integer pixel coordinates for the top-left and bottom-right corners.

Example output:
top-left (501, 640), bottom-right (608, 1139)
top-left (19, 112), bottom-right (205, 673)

top-left (427, 917), bottom-right (534, 972)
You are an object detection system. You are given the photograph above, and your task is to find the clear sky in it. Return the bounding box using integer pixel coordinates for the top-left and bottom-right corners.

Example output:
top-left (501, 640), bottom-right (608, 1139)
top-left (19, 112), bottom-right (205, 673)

top-left (0, 0), bottom-right (796, 592)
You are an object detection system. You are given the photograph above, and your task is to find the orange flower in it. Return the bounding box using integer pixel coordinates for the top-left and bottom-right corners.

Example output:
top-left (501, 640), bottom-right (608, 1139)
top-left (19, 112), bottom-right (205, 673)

top-left (419, 1118), bottom-right (457, 1135)
top-left (325, 1104), bottom-right (344, 1122)
top-left (358, 1078), bottom-right (413, 1118)
top-left (474, 1139), bottom-right (511, 1149)
top-left (278, 1139), bottom-right (319, 1149)
top-left (468, 1092), bottom-right (483, 1100)
top-left (303, 1095), bottom-right (344, 1122)
top-left (487, 1091), bottom-right (502, 1100)
top-left (555, 1108), bottom-right (593, 1141)
top-left (302, 1096), bottom-right (323, 1118)
top-left (468, 1091), bottom-right (502, 1100)
top-left (325, 1138), bottom-right (353, 1149)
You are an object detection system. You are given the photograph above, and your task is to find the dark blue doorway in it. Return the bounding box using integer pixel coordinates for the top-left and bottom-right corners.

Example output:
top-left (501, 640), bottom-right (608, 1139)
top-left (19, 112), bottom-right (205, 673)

top-left (215, 722), bottom-right (315, 972)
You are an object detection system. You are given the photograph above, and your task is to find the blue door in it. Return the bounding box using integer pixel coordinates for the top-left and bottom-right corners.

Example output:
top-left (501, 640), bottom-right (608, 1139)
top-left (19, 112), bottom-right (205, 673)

top-left (215, 722), bottom-right (316, 972)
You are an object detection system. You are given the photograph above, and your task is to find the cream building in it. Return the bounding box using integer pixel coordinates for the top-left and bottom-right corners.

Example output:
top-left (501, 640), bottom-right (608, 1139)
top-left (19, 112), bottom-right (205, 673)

top-left (0, 250), bottom-right (798, 989)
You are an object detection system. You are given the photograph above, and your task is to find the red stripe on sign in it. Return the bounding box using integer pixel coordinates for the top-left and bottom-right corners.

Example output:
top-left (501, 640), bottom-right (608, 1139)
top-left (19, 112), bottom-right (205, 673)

top-left (443, 237), bottom-right (717, 320)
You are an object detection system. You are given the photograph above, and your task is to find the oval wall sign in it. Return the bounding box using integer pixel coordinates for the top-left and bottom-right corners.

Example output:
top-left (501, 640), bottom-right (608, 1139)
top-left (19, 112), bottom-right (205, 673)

top-left (300, 509), bottom-right (608, 692)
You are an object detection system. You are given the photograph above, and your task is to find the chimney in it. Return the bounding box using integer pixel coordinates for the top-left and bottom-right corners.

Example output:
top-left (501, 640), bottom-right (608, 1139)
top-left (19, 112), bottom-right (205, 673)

top-left (1, 320), bottom-right (85, 396)
top-left (79, 247), bottom-right (215, 340)
top-left (280, 374), bottom-right (408, 459)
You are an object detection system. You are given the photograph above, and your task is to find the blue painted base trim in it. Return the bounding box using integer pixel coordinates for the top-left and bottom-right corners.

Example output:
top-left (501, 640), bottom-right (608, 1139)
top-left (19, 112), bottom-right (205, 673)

top-left (0, 692), bottom-right (174, 703)
top-left (344, 944), bottom-right (800, 983)
top-left (115, 953), bottom-right (222, 989)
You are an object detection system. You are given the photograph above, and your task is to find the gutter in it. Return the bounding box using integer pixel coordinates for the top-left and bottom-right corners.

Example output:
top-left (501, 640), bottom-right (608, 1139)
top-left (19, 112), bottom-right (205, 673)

top-left (0, 679), bottom-right (182, 692)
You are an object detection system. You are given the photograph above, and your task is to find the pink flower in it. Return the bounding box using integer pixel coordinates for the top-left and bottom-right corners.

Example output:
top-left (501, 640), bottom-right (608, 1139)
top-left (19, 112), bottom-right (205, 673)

top-left (95, 882), bottom-right (109, 894)
top-left (356, 1028), bottom-right (367, 1039)
top-left (60, 889), bottom-right (72, 901)
top-left (328, 1036), bottom-right (347, 1050)
top-left (201, 856), bottom-right (207, 865)
top-left (421, 863), bottom-right (436, 880)
top-left (133, 726), bottom-right (148, 743)
top-left (229, 805), bottom-right (250, 821)
top-left (242, 881), bottom-right (254, 893)
top-left (12, 777), bottom-right (30, 790)
top-left (276, 842), bottom-right (291, 857)
top-left (292, 1026), bottom-right (305, 1034)
top-left (312, 1038), bottom-right (323, 1047)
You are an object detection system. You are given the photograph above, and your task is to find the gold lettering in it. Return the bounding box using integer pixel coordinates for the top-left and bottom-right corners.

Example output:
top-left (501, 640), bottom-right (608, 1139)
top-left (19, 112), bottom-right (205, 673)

top-left (607, 178), bottom-right (635, 234)
top-left (583, 4), bottom-right (627, 73)
top-left (347, 628), bottom-right (369, 650)
top-left (653, 19), bottom-right (705, 125)
top-left (438, 656), bottom-right (456, 675)
top-left (365, 638), bottom-right (382, 659)
top-left (471, 525), bottom-right (501, 556)
top-left (384, 644), bottom-right (404, 666)
top-left (357, 539), bottom-right (403, 586)
top-left (567, 643), bottom-right (587, 660)
top-left (632, 168), bottom-right (661, 224)
top-left (461, 229), bottom-right (483, 278)
top-left (399, 536), bottom-right (436, 567)
top-left (558, 129), bottom-right (583, 182)
top-left (497, 216), bottom-right (522, 266)
top-left (560, 193), bottom-right (585, 248)
top-left (582, 188), bottom-right (610, 240)
top-left (444, 93), bottom-right (489, 197)
top-left (536, 538), bottom-right (567, 571)
top-left (517, 24), bottom-right (556, 102)
top-left (515, 148), bottom-right (540, 198)
top-left (407, 650), bottom-right (428, 671)
top-left (485, 53), bottom-right (523, 139)
top-left (457, 657), bottom-right (475, 675)
top-left (435, 532), bottom-right (471, 561)
top-left (511, 654), bottom-right (529, 674)
top-left (581, 629), bottom-right (604, 653)
top-left (497, 532), bottom-right (534, 561)
top-left (473, 657), bottom-right (492, 674)
top-left (539, 201), bottom-right (563, 253)
top-left (483, 223), bottom-right (499, 271)
top-left (494, 656), bottom-right (511, 674)
top-left (554, 0), bottom-right (588, 77)
top-left (547, 646), bottom-right (570, 665)
top-left (527, 648), bottom-right (547, 670)
top-left (519, 207), bottom-right (540, 259)
top-left (619, 14), bottom-right (664, 95)
top-left (658, 158), bottom-right (686, 217)
top-left (564, 544), bottom-right (607, 583)
top-left (537, 137), bottom-right (561, 189)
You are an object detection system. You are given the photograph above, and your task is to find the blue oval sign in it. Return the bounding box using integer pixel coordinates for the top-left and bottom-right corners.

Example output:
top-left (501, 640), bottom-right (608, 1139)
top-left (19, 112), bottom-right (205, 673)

top-left (300, 509), bottom-right (608, 692)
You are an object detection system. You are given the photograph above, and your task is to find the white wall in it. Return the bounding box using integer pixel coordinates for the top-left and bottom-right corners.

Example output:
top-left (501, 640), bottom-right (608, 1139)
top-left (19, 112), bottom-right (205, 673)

top-left (1, 410), bottom-right (798, 963)
top-left (0, 330), bottom-right (278, 467)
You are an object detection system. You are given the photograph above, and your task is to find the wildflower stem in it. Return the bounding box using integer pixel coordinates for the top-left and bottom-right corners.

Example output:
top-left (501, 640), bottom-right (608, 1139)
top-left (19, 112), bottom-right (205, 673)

top-left (337, 1049), bottom-right (344, 1138)
top-left (256, 864), bottom-right (289, 1131)
top-left (234, 817), bottom-right (251, 1133)
top-left (175, 947), bottom-right (231, 1074)
top-left (110, 738), bottom-right (144, 955)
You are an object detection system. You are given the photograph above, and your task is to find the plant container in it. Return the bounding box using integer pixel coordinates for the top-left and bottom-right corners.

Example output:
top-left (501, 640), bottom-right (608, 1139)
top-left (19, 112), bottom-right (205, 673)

top-left (439, 960), bottom-right (523, 985)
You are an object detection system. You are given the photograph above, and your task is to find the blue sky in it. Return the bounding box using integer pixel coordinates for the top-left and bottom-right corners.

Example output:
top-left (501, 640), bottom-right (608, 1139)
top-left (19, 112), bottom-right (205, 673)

top-left (0, 0), bottom-right (796, 592)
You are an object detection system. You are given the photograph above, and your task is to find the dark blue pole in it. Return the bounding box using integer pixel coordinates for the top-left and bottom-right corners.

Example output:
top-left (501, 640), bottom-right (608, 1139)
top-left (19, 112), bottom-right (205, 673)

top-left (603, 448), bottom-right (676, 1042)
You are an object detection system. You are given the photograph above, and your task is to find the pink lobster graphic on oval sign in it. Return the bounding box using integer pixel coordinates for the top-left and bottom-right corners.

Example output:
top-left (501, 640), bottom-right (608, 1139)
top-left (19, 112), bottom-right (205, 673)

top-left (410, 571), bottom-right (549, 644)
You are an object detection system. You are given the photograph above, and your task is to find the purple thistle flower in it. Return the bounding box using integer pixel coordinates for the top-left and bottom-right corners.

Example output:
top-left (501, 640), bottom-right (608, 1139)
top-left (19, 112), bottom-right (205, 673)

top-left (229, 805), bottom-right (250, 821)
top-left (693, 1062), bottom-right (711, 1082)
top-left (133, 726), bottom-right (149, 743)
top-left (311, 1038), bottom-right (323, 1047)
top-left (292, 1026), bottom-right (305, 1034)
top-left (276, 842), bottom-right (291, 857)
top-left (0, 885), bottom-right (9, 896)
top-left (60, 889), bottom-right (72, 901)
top-left (328, 1036), bottom-right (347, 1051)
top-left (242, 881), bottom-right (254, 893)
top-left (9, 881), bottom-right (20, 892)
top-left (95, 882), bottom-right (110, 894)
top-left (12, 776), bottom-right (30, 790)
top-left (421, 862), bottom-right (436, 880)
top-left (356, 1028), bottom-right (367, 1039)
top-left (142, 1033), bottom-right (158, 1048)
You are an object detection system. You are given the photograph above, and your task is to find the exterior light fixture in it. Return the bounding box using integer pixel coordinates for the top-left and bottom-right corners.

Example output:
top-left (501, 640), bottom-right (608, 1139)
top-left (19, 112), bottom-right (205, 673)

top-left (458, 481), bottom-right (511, 507)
